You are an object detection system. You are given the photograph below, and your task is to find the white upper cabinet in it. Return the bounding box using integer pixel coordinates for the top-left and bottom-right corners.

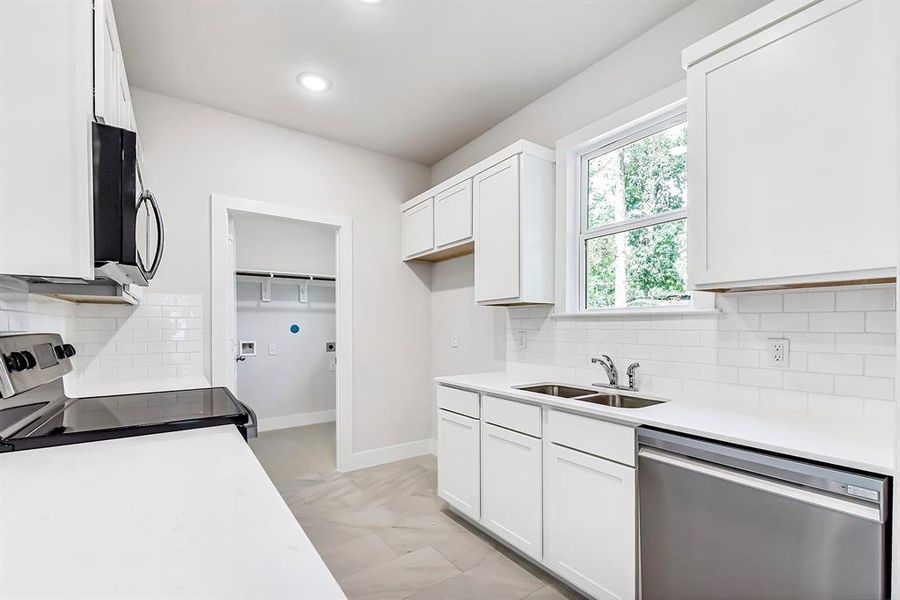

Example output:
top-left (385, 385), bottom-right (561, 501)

top-left (94, 0), bottom-right (137, 133)
top-left (474, 151), bottom-right (554, 305)
top-left (402, 198), bottom-right (434, 258)
top-left (0, 0), bottom-right (94, 280)
top-left (684, 0), bottom-right (899, 291)
top-left (434, 180), bottom-right (473, 248)
top-left (474, 157), bottom-right (521, 302)
top-left (400, 141), bottom-right (555, 303)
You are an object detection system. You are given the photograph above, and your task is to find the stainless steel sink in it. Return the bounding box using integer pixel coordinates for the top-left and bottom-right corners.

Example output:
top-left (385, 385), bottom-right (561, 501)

top-left (514, 383), bottom-right (664, 409)
top-left (577, 393), bottom-right (663, 409)
top-left (514, 384), bottom-right (597, 398)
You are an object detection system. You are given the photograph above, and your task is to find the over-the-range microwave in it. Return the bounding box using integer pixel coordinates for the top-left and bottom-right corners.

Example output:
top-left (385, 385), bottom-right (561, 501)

top-left (91, 121), bottom-right (164, 287)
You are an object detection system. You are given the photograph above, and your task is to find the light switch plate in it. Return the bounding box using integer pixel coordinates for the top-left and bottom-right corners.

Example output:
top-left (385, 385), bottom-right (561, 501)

top-left (268, 343), bottom-right (277, 356)
top-left (450, 335), bottom-right (459, 348)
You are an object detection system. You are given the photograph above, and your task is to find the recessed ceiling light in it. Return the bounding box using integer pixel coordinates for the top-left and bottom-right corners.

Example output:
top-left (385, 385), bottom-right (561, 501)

top-left (358, 0), bottom-right (385, 5)
top-left (297, 72), bottom-right (331, 92)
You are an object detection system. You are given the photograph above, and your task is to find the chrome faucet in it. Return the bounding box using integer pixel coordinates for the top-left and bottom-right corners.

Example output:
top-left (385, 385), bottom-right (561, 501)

top-left (591, 356), bottom-right (641, 391)
top-left (626, 362), bottom-right (640, 391)
top-left (591, 355), bottom-right (618, 388)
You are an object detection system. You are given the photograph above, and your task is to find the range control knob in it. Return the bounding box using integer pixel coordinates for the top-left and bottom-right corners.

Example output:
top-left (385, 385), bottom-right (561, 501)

top-left (21, 351), bottom-right (36, 370)
top-left (62, 344), bottom-right (76, 358)
top-left (5, 352), bottom-right (27, 372)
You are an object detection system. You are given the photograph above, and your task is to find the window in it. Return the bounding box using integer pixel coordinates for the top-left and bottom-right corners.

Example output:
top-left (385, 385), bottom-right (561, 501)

top-left (579, 114), bottom-right (688, 311)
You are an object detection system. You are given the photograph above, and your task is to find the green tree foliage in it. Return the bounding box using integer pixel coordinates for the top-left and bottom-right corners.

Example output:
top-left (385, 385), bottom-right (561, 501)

top-left (586, 123), bottom-right (688, 309)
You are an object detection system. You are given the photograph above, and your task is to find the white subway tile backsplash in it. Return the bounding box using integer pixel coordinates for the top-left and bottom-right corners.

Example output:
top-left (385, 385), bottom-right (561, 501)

top-left (62, 293), bottom-right (206, 383)
top-left (835, 333), bottom-right (896, 355)
top-left (807, 353), bottom-right (864, 375)
top-left (505, 287), bottom-right (895, 418)
top-left (865, 355), bottom-right (896, 378)
top-left (783, 291), bottom-right (835, 313)
top-left (836, 288), bottom-right (896, 311)
top-left (739, 294), bottom-right (783, 313)
top-left (866, 311), bottom-right (896, 333)
top-left (834, 375), bottom-right (894, 401)
top-left (760, 313), bottom-right (808, 332)
top-left (782, 371), bottom-right (834, 394)
top-left (809, 312), bottom-right (864, 332)
top-left (738, 367), bottom-right (782, 389)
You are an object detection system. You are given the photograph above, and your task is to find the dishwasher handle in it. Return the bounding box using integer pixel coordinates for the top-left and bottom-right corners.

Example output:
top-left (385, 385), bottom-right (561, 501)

top-left (639, 447), bottom-right (884, 523)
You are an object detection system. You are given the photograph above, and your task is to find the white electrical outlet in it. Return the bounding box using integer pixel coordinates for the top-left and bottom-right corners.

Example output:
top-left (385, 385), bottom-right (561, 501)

top-left (450, 335), bottom-right (459, 348)
top-left (516, 331), bottom-right (528, 351)
top-left (767, 338), bottom-right (789, 368)
top-left (268, 343), bottom-right (277, 356)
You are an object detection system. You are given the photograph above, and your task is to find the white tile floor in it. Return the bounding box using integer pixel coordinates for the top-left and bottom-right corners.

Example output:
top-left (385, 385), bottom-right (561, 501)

top-left (250, 424), bottom-right (585, 600)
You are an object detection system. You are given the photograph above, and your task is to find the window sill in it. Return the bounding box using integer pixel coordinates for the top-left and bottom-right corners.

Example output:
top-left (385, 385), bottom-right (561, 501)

top-left (551, 306), bottom-right (720, 319)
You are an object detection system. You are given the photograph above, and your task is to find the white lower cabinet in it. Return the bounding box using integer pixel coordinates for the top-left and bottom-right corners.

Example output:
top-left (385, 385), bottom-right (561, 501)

top-left (436, 385), bottom-right (639, 599)
top-left (544, 443), bottom-right (636, 600)
top-left (481, 422), bottom-right (542, 560)
top-left (437, 409), bottom-right (481, 520)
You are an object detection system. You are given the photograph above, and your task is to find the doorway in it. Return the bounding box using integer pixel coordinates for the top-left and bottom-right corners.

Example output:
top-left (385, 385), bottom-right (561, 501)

top-left (210, 193), bottom-right (354, 472)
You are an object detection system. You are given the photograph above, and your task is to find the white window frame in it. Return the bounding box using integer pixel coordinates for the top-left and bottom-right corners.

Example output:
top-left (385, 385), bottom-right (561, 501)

top-left (578, 112), bottom-right (688, 312)
top-left (554, 82), bottom-right (716, 317)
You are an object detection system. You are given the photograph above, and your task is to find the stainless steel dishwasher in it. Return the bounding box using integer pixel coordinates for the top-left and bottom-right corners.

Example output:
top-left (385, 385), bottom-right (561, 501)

top-left (638, 428), bottom-right (890, 600)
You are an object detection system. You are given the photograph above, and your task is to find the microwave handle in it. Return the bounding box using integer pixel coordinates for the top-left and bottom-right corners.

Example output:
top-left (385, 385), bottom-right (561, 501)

top-left (141, 189), bottom-right (165, 280)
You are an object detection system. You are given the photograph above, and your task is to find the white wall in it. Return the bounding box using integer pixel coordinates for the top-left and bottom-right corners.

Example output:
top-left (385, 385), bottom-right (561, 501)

top-left (236, 280), bottom-right (335, 425)
top-left (234, 213), bottom-right (336, 276)
top-left (131, 88), bottom-right (432, 454)
top-left (430, 0), bottom-right (767, 183)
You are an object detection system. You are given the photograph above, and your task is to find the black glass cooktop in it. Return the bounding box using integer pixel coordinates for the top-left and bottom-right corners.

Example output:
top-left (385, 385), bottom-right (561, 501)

top-left (0, 387), bottom-right (252, 452)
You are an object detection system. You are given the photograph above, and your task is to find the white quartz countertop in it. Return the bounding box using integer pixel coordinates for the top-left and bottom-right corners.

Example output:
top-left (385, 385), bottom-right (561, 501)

top-left (436, 371), bottom-right (894, 475)
top-left (0, 426), bottom-right (345, 599)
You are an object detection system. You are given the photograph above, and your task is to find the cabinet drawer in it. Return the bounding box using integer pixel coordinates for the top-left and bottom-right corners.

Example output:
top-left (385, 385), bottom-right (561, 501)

top-left (436, 385), bottom-right (479, 418)
top-left (482, 395), bottom-right (541, 438)
top-left (547, 410), bottom-right (635, 466)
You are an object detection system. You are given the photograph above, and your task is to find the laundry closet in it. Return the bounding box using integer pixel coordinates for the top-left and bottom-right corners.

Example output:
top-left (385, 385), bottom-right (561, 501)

top-left (233, 214), bottom-right (337, 438)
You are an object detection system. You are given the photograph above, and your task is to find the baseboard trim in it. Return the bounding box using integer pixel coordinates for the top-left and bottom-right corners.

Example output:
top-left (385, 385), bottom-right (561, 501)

top-left (257, 410), bottom-right (336, 432)
top-left (341, 438), bottom-right (436, 472)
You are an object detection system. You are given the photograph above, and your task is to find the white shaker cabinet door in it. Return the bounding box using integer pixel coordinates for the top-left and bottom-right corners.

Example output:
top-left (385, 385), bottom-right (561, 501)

top-left (402, 198), bottom-right (434, 259)
top-left (474, 156), bottom-right (520, 303)
top-left (437, 409), bottom-right (480, 520)
top-left (544, 443), bottom-right (636, 600)
top-left (481, 422), bottom-right (541, 560)
top-left (687, 0), bottom-right (899, 289)
top-left (434, 180), bottom-right (473, 248)
top-left (0, 0), bottom-right (94, 280)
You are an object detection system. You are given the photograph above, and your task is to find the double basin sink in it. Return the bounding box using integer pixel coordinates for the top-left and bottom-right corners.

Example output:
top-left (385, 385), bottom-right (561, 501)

top-left (514, 383), bottom-right (663, 409)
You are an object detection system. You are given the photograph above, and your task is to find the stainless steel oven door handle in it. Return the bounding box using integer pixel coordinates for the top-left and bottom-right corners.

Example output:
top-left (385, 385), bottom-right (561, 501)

top-left (638, 447), bottom-right (882, 522)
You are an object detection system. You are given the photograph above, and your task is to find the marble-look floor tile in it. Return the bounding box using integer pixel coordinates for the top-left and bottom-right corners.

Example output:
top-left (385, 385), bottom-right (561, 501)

top-left (375, 511), bottom-right (466, 554)
top-left (524, 582), bottom-right (588, 600)
top-left (407, 552), bottom-right (546, 600)
top-left (339, 546), bottom-right (460, 600)
top-left (252, 430), bottom-right (584, 600)
top-left (320, 533), bottom-right (399, 580)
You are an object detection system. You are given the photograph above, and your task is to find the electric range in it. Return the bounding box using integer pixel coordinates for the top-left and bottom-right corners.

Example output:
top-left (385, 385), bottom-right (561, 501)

top-left (0, 332), bottom-right (255, 452)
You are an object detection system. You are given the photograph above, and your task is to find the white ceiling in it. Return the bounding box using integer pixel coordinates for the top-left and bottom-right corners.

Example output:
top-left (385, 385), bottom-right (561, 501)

top-left (113, 0), bottom-right (689, 165)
